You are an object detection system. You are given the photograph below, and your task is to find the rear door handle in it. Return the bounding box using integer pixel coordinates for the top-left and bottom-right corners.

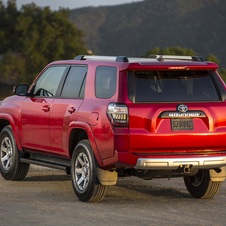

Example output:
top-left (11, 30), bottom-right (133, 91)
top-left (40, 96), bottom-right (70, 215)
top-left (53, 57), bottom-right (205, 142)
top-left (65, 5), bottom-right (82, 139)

top-left (68, 107), bottom-right (76, 114)
top-left (42, 105), bottom-right (50, 112)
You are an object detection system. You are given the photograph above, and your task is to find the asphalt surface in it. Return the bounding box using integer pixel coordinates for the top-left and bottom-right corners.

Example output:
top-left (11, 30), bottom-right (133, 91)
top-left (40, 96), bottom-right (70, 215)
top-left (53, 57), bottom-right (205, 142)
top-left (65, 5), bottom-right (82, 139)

top-left (0, 167), bottom-right (226, 226)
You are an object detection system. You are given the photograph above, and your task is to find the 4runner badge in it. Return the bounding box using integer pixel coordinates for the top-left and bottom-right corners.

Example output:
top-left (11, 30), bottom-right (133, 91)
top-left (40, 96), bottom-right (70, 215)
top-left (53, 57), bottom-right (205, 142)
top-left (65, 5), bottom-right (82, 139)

top-left (177, 104), bottom-right (188, 113)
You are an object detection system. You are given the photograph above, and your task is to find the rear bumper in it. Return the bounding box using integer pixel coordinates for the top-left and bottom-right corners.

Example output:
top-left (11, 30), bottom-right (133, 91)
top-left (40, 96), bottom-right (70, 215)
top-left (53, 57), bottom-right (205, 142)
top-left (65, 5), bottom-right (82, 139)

top-left (134, 156), bottom-right (226, 170)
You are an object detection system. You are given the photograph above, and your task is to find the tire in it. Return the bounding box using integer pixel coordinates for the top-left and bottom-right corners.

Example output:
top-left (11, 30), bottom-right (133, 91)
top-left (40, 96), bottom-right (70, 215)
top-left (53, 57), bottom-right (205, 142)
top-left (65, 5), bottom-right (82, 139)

top-left (184, 169), bottom-right (222, 199)
top-left (71, 139), bottom-right (108, 202)
top-left (0, 126), bottom-right (30, 181)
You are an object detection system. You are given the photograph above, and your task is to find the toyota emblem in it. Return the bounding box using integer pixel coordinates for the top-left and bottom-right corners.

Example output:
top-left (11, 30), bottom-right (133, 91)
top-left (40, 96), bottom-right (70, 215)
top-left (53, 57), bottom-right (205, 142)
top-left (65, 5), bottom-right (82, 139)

top-left (177, 104), bottom-right (188, 113)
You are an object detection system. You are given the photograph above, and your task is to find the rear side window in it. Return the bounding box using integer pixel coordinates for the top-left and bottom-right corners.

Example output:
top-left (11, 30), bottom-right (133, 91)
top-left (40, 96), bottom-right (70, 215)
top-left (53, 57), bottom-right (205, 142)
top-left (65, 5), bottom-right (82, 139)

top-left (95, 66), bottom-right (117, 99)
top-left (61, 66), bottom-right (87, 99)
top-left (128, 70), bottom-right (220, 102)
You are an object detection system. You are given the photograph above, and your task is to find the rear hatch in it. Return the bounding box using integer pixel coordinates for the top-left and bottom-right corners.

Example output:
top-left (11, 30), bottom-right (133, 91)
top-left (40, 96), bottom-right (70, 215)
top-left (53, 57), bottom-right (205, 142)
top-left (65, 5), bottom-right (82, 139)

top-left (126, 65), bottom-right (226, 157)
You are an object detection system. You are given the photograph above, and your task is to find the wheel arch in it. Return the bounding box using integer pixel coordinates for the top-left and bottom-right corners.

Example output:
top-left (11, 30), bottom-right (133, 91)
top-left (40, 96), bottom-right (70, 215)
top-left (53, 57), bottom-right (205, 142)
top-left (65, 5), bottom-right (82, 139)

top-left (0, 119), bottom-right (10, 133)
top-left (68, 121), bottom-right (103, 168)
top-left (0, 114), bottom-right (22, 150)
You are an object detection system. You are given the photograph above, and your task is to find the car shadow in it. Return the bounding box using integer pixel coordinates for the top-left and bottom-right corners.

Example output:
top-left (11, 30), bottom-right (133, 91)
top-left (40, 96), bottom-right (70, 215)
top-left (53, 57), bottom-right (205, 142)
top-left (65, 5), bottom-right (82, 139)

top-left (24, 174), bottom-right (71, 182)
top-left (23, 173), bottom-right (191, 201)
top-left (104, 177), bottom-right (191, 201)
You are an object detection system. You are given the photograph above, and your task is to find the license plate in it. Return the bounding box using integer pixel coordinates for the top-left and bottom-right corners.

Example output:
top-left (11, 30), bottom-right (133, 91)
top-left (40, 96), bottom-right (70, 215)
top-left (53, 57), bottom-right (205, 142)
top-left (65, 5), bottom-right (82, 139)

top-left (171, 119), bottom-right (193, 131)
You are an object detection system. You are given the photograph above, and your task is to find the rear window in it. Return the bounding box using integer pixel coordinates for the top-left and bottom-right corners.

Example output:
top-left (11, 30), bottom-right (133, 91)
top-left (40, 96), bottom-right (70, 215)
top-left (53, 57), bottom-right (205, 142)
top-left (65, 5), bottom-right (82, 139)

top-left (128, 70), bottom-right (220, 102)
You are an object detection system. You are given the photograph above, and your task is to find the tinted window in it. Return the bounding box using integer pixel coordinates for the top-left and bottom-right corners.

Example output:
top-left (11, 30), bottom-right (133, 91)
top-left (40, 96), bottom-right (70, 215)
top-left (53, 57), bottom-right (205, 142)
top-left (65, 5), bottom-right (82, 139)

top-left (128, 70), bottom-right (219, 102)
top-left (34, 66), bottom-right (66, 97)
top-left (95, 66), bottom-right (117, 99)
top-left (61, 66), bottom-right (87, 99)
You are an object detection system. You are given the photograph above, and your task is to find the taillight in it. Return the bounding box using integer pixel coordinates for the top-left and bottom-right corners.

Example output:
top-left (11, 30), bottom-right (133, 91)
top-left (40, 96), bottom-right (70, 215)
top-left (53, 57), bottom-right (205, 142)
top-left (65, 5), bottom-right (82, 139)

top-left (107, 103), bottom-right (128, 127)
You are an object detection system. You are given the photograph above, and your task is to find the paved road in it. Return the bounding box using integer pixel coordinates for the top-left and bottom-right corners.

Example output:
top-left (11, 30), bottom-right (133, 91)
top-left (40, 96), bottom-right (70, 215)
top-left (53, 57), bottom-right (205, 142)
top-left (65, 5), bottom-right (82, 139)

top-left (0, 168), bottom-right (225, 226)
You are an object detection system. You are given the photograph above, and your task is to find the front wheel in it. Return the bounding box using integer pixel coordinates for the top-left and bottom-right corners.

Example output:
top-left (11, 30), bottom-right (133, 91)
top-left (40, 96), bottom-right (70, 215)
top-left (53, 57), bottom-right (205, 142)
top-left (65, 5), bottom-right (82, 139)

top-left (184, 169), bottom-right (222, 199)
top-left (0, 126), bottom-right (30, 181)
top-left (71, 139), bottom-right (108, 202)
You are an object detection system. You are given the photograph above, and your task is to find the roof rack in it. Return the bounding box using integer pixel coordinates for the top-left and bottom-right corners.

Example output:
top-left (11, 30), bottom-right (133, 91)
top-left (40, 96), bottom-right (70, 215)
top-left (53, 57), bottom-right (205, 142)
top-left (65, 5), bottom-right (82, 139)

top-left (148, 55), bottom-right (205, 62)
top-left (74, 55), bottom-right (129, 62)
top-left (74, 55), bottom-right (205, 62)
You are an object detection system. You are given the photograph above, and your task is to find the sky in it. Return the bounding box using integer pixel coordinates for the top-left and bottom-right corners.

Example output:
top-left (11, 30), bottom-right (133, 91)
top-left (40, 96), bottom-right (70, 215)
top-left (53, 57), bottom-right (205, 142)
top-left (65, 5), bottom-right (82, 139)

top-left (2, 0), bottom-right (144, 10)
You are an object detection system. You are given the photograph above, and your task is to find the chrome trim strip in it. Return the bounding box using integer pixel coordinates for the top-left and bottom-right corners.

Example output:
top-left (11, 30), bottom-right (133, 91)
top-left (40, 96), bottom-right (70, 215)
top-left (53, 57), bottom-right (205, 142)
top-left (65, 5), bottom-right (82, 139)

top-left (158, 110), bottom-right (206, 118)
top-left (134, 156), bottom-right (226, 170)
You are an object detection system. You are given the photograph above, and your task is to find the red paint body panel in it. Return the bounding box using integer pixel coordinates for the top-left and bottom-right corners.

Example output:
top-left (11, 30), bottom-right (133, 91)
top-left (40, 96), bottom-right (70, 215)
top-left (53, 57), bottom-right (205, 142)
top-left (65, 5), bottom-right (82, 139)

top-left (19, 97), bottom-right (53, 153)
top-left (0, 96), bottom-right (26, 150)
top-left (0, 112), bottom-right (22, 150)
top-left (127, 102), bottom-right (226, 152)
top-left (50, 98), bottom-right (83, 157)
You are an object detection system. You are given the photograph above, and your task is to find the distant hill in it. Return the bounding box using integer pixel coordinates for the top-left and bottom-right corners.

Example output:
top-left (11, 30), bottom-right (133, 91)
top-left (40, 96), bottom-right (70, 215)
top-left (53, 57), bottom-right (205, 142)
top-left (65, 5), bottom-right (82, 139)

top-left (70, 0), bottom-right (226, 68)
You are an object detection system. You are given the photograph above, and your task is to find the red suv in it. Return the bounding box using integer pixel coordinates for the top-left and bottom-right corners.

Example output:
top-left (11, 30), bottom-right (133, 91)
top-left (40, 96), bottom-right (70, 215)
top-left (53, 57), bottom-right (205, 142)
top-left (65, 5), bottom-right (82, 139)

top-left (0, 55), bottom-right (226, 202)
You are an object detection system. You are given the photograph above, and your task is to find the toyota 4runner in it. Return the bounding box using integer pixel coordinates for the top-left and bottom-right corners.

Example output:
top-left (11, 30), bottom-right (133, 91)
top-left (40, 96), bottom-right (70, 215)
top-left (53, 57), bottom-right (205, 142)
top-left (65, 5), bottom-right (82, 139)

top-left (0, 54), bottom-right (226, 202)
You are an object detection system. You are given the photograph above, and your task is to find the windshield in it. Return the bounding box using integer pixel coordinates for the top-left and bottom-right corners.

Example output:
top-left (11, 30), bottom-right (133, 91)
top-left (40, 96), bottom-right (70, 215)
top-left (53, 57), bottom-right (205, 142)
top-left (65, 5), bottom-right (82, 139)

top-left (127, 70), bottom-right (220, 102)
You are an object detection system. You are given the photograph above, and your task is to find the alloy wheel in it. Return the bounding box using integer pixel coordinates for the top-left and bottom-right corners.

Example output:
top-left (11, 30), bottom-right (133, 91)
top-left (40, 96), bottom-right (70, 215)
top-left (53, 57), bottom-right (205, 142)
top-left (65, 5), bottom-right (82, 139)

top-left (1, 137), bottom-right (13, 171)
top-left (74, 152), bottom-right (90, 191)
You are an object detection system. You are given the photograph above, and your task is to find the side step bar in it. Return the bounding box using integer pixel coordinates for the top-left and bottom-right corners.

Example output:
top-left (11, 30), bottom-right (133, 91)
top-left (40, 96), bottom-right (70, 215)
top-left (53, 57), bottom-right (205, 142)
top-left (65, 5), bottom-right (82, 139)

top-left (20, 158), bottom-right (68, 171)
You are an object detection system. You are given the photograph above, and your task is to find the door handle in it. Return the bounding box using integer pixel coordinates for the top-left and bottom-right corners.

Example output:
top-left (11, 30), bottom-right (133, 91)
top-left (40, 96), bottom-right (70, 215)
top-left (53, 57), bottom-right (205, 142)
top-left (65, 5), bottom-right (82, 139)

top-left (68, 107), bottom-right (76, 114)
top-left (42, 105), bottom-right (50, 112)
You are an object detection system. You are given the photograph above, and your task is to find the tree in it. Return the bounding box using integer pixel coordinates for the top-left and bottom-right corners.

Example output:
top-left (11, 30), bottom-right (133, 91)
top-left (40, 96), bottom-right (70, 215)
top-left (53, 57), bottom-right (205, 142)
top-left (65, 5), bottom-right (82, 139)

top-left (218, 68), bottom-right (226, 82)
top-left (0, 0), bottom-right (19, 54)
top-left (204, 54), bottom-right (226, 81)
top-left (205, 54), bottom-right (220, 65)
top-left (142, 46), bottom-right (196, 57)
top-left (142, 46), bottom-right (226, 82)
top-left (0, 1), bottom-right (88, 84)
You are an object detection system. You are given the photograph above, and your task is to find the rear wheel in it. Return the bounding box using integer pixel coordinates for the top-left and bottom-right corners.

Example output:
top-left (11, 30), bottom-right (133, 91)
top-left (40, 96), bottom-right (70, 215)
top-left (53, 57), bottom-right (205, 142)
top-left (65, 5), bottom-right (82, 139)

top-left (0, 126), bottom-right (29, 180)
top-left (184, 169), bottom-right (222, 199)
top-left (71, 139), bottom-right (108, 202)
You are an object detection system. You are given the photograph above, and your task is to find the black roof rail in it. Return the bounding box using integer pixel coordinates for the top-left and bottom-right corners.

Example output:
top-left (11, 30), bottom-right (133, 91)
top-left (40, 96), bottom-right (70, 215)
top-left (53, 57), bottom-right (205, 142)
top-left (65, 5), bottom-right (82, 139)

top-left (149, 55), bottom-right (205, 62)
top-left (115, 56), bottom-right (129, 62)
top-left (74, 55), bottom-right (85, 60)
top-left (192, 56), bottom-right (205, 62)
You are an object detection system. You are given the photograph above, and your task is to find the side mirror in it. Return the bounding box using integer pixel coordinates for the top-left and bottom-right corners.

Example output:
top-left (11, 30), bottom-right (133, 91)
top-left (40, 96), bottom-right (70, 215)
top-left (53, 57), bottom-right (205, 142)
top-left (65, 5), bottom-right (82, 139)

top-left (13, 84), bottom-right (29, 96)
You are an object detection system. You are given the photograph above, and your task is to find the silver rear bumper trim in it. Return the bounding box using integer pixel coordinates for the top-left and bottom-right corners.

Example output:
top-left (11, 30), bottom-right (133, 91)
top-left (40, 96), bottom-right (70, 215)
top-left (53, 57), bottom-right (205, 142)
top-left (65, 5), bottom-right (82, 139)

top-left (134, 156), bottom-right (226, 170)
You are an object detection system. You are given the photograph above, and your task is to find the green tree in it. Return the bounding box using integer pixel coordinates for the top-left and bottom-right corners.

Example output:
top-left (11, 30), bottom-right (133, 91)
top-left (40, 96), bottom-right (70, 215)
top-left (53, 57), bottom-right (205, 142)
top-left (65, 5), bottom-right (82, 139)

top-left (142, 46), bottom-right (226, 83)
top-left (142, 46), bottom-right (196, 57)
top-left (205, 54), bottom-right (220, 65)
top-left (218, 68), bottom-right (226, 82)
top-left (0, 1), bottom-right (87, 84)
top-left (204, 54), bottom-right (226, 81)
top-left (203, 54), bottom-right (226, 82)
top-left (0, 0), bottom-right (19, 53)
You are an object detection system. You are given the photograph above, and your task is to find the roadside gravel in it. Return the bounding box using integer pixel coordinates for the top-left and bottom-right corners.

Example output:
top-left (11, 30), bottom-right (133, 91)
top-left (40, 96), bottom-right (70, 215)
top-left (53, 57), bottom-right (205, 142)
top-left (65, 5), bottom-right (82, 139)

top-left (0, 168), bottom-right (225, 226)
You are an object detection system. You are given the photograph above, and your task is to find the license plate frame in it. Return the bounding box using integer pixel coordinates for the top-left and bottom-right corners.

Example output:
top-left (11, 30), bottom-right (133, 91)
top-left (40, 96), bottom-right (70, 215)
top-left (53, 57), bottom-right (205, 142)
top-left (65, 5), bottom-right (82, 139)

top-left (171, 119), bottom-right (194, 131)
